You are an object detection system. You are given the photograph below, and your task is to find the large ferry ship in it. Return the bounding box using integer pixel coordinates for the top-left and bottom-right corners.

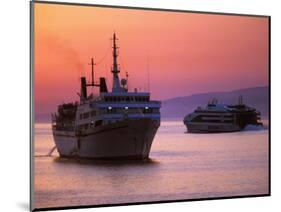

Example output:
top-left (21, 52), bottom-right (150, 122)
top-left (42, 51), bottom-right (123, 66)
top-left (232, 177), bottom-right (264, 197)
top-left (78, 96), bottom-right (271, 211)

top-left (183, 97), bottom-right (262, 133)
top-left (51, 33), bottom-right (161, 159)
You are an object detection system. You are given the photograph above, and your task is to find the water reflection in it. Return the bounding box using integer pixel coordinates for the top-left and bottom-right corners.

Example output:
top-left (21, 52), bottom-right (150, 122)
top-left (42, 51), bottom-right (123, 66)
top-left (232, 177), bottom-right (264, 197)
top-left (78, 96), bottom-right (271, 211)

top-left (53, 156), bottom-right (160, 167)
top-left (34, 121), bottom-right (269, 209)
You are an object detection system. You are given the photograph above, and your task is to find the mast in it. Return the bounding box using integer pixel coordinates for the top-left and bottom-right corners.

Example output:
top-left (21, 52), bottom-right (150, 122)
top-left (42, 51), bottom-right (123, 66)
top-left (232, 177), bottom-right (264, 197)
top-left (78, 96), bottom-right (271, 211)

top-left (88, 58), bottom-right (96, 86)
top-left (80, 57), bottom-right (100, 101)
top-left (111, 32), bottom-right (122, 92)
top-left (87, 58), bottom-right (99, 87)
top-left (147, 56), bottom-right (150, 92)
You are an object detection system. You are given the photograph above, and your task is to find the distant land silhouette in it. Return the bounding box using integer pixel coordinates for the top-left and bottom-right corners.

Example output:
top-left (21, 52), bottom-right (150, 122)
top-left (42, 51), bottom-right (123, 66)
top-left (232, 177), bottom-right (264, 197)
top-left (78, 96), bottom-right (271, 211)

top-left (35, 86), bottom-right (269, 122)
top-left (161, 86), bottom-right (269, 120)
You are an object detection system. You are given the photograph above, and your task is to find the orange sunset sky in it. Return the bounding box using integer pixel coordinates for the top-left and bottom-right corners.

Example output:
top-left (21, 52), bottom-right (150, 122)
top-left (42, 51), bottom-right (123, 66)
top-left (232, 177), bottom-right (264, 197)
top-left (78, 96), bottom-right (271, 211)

top-left (34, 3), bottom-right (269, 115)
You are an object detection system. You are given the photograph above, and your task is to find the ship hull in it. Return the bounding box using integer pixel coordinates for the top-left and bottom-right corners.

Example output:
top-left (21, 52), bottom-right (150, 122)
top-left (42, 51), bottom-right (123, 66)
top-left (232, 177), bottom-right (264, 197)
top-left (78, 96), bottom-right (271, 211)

top-left (184, 122), bottom-right (241, 133)
top-left (53, 118), bottom-right (160, 159)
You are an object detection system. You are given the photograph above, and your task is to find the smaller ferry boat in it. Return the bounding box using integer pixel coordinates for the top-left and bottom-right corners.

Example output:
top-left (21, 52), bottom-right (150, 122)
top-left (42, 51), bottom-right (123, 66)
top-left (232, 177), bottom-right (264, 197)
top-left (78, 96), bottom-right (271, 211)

top-left (183, 96), bottom-right (262, 133)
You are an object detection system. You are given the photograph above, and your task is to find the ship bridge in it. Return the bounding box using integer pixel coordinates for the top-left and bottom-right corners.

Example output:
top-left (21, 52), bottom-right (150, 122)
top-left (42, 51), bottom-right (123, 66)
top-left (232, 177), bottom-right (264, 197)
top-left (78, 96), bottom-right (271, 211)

top-left (92, 92), bottom-right (161, 121)
top-left (77, 32), bottom-right (161, 126)
top-left (101, 92), bottom-right (150, 101)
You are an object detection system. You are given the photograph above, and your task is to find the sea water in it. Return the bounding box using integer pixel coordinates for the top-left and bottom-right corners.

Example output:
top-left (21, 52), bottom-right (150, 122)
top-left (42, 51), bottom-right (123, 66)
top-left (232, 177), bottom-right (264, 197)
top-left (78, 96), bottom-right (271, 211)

top-left (34, 120), bottom-right (269, 208)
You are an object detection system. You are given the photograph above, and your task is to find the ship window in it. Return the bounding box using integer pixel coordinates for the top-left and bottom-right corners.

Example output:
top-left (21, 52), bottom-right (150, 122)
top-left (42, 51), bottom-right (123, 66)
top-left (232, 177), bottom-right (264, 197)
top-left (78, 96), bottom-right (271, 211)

top-left (143, 107), bottom-right (153, 113)
top-left (126, 97), bottom-right (130, 102)
top-left (91, 111), bottom-right (96, 116)
top-left (153, 108), bottom-right (159, 113)
top-left (107, 107), bottom-right (114, 113)
top-left (83, 112), bottom-right (90, 119)
top-left (80, 114), bottom-right (83, 120)
top-left (95, 120), bottom-right (103, 127)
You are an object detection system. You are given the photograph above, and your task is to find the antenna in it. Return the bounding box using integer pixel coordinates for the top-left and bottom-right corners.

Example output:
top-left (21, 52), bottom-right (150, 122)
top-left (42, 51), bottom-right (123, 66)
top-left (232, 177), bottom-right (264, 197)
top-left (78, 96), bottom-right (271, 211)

top-left (238, 95), bottom-right (243, 105)
top-left (147, 56), bottom-right (150, 92)
top-left (126, 71), bottom-right (129, 91)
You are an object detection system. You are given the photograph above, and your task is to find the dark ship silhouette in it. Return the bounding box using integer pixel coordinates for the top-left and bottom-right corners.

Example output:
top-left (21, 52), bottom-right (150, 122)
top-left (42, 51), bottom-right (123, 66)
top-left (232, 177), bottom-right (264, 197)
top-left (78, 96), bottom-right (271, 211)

top-left (51, 33), bottom-right (161, 159)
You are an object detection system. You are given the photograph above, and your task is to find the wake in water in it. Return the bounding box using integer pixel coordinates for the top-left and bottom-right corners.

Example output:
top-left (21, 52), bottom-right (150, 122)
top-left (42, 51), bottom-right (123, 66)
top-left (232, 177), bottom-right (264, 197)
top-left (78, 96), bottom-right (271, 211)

top-left (34, 146), bottom-right (57, 157)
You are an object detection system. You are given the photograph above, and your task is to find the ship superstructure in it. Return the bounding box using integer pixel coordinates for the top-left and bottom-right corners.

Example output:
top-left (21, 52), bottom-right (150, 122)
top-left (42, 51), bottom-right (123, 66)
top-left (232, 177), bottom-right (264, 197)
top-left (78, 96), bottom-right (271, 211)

top-left (52, 33), bottom-right (161, 159)
top-left (183, 97), bottom-right (262, 133)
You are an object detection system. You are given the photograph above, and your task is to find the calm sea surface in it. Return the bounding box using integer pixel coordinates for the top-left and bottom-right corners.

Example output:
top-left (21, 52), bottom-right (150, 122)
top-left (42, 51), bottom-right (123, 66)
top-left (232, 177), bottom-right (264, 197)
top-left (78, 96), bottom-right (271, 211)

top-left (34, 121), bottom-right (269, 208)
